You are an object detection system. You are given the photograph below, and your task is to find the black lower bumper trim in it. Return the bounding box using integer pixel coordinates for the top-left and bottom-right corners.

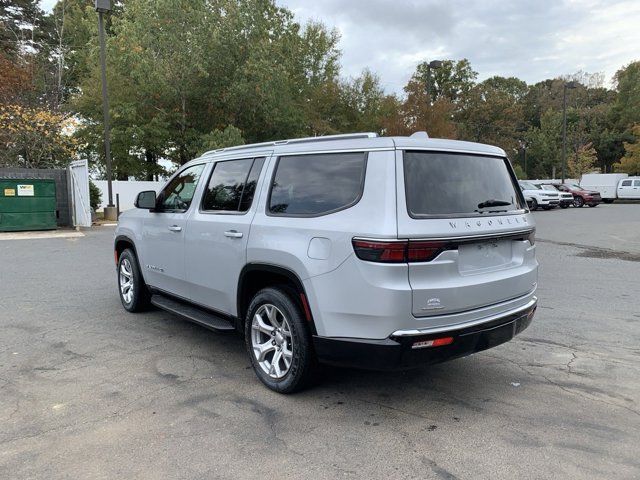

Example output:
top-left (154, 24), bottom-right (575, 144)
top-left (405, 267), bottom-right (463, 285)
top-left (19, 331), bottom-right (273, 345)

top-left (313, 304), bottom-right (536, 370)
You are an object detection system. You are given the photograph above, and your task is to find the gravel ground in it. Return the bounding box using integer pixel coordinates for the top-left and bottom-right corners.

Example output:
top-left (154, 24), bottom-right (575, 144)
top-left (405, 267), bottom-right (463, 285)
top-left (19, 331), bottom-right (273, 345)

top-left (1, 204), bottom-right (638, 479)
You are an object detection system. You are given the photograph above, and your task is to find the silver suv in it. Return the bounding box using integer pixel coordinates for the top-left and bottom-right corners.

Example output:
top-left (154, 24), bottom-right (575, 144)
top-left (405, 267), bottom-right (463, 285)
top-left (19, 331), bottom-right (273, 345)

top-left (114, 132), bottom-right (538, 393)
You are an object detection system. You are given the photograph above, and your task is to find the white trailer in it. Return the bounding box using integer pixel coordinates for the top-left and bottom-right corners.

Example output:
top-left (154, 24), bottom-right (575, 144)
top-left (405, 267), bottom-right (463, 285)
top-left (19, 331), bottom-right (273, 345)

top-left (580, 173), bottom-right (628, 202)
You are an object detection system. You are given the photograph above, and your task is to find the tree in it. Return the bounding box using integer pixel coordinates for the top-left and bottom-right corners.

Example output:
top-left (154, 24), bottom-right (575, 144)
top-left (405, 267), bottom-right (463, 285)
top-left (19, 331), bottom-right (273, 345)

top-left (615, 124), bottom-right (640, 175)
top-left (0, 103), bottom-right (79, 168)
top-left (613, 62), bottom-right (640, 129)
top-left (198, 125), bottom-right (245, 155)
top-left (411, 58), bottom-right (477, 104)
top-left (568, 142), bottom-right (598, 178)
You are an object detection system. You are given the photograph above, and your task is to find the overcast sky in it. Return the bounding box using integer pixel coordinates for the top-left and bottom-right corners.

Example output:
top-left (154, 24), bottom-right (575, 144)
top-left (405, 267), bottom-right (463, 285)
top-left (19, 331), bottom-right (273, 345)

top-left (42, 0), bottom-right (640, 93)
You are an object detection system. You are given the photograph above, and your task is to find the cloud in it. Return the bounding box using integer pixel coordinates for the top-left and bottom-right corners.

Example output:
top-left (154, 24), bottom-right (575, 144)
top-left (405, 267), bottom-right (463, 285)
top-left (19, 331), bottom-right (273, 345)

top-left (279, 0), bottom-right (640, 92)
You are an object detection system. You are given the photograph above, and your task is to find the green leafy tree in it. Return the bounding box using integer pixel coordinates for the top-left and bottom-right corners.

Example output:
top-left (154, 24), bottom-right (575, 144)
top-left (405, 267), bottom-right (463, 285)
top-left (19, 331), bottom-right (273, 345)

top-left (568, 142), bottom-right (598, 178)
top-left (613, 62), bottom-right (640, 129)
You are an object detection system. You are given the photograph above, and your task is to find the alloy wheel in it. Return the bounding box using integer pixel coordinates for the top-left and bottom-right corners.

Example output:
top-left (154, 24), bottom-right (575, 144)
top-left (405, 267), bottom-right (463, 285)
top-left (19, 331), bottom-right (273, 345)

top-left (251, 304), bottom-right (294, 379)
top-left (119, 258), bottom-right (134, 305)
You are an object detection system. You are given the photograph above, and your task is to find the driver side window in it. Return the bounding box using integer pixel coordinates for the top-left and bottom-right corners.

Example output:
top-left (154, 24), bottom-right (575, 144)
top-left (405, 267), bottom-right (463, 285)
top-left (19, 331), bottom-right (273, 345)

top-left (157, 164), bottom-right (206, 211)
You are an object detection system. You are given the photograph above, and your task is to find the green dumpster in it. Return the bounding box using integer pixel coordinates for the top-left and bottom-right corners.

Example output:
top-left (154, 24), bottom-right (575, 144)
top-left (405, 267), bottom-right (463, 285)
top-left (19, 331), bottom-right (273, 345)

top-left (0, 179), bottom-right (57, 231)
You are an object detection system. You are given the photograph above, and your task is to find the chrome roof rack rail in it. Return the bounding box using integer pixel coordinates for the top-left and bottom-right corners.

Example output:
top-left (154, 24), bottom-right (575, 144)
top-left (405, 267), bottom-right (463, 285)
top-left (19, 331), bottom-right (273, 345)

top-left (203, 132), bottom-right (378, 156)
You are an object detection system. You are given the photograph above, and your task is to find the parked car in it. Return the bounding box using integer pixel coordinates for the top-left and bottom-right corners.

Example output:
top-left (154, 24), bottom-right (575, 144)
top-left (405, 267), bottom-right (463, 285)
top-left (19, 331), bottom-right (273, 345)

top-left (556, 183), bottom-right (602, 207)
top-left (539, 184), bottom-right (574, 208)
top-left (580, 173), bottom-right (628, 203)
top-left (617, 177), bottom-right (640, 199)
top-left (518, 181), bottom-right (560, 210)
top-left (115, 132), bottom-right (538, 393)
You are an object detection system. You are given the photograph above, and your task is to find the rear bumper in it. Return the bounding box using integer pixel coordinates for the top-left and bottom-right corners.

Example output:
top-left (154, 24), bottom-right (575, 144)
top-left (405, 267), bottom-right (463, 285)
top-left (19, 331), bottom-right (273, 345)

top-left (313, 298), bottom-right (537, 370)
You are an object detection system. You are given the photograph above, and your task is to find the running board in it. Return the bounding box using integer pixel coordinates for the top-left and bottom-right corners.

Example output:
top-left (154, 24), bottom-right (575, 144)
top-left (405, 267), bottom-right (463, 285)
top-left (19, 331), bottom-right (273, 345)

top-left (151, 294), bottom-right (235, 333)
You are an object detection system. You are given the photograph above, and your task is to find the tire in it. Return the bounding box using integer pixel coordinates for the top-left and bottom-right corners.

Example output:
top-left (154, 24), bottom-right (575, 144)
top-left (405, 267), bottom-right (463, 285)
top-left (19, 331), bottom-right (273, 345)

top-left (530, 198), bottom-right (538, 211)
top-left (573, 196), bottom-right (584, 208)
top-left (560, 204), bottom-right (569, 209)
top-left (542, 206), bottom-right (551, 210)
top-left (588, 203), bottom-right (597, 208)
top-left (117, 248), bottom-right (151, 312)
top-left (603, 199), bottom-right (614, 204)
top-left (245, 287), bottom-right (316, 393)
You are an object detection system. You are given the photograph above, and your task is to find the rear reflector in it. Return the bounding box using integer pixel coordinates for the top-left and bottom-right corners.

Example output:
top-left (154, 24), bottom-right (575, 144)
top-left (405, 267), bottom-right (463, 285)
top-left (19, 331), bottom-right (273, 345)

top-left (352, 239), bottom-right (448, 263)
top-left (411, 336), bottom-right (454, 349)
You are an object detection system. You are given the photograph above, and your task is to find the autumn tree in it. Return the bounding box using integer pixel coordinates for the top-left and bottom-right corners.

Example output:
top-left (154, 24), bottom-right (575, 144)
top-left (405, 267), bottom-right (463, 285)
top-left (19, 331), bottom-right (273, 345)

top-left (615, 125), bottom-right (640, 175)
top-left (568, 142), bottom-right (598, 178)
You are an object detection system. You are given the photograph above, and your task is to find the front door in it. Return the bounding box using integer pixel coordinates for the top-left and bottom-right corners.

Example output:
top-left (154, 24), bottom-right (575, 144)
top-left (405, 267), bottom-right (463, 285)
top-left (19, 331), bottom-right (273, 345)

top-left (141, 163), bottom-right (206, 297)
top-left (185, 155), bottom-right (268, 315)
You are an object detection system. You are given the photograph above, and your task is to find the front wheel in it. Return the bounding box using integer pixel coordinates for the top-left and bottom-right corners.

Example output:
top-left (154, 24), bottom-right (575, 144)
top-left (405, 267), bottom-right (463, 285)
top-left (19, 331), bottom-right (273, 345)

top-left (117, 248), bottom-right (151, 312)
top-left (530, 198), bottom-right (538, 211)
top-left (573, 196), bottom-right (585, 208)
top-left (603, 198), bottom-right (614, 204)
top-left (245, 287), bottom-right (316, 393)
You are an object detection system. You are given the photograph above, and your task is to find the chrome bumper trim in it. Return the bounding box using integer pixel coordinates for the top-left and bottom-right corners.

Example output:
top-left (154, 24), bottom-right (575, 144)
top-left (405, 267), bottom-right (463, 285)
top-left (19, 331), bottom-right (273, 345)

top-left (390, 297), bottom-right (537, 337)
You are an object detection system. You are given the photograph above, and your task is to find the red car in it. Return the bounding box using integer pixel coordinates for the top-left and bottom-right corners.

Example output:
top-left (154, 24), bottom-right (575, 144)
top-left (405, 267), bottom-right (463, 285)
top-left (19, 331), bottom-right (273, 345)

top-left (557, 183), bottom-right (602, 208)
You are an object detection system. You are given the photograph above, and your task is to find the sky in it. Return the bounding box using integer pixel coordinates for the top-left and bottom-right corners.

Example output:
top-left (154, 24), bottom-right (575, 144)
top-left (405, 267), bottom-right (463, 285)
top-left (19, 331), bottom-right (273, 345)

top-left (41, 0), bottom-right (640, 93)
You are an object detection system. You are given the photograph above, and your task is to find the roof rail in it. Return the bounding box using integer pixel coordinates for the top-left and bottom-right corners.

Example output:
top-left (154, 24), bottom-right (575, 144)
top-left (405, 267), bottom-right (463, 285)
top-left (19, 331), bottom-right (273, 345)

top-left (203, 132), bottom-right (378, 156)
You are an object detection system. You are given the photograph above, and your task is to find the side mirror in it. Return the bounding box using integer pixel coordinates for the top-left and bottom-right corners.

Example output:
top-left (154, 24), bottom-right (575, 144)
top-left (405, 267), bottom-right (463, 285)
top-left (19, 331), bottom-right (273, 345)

top-left (135, 190), bottom-right (157, 209)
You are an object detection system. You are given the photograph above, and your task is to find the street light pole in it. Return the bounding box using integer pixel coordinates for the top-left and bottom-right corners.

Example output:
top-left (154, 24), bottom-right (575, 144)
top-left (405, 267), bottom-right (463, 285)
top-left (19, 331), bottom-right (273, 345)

top-left (561, 81), bottom-right (578, 183)
top-left (95, 0), bottom-right (117, 220)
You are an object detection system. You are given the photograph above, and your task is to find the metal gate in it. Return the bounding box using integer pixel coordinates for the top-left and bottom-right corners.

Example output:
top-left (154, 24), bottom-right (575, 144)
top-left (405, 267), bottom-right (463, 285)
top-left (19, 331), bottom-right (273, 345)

top-left (68, 160), bottom-right (91, 227)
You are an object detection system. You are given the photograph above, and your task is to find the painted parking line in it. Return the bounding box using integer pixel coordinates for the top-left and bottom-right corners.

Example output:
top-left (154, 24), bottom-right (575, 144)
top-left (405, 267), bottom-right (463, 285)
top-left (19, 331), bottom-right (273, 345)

top-left (0, 231), bottom-right (85, 241)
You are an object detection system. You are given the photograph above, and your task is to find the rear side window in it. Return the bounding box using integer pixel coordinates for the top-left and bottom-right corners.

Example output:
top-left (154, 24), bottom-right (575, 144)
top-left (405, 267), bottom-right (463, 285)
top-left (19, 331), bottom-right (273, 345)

top-left (202, 157), bottom-right (265, 212)
top-left (404, 151), bottom-right (525, 217)
top-left (268, 152), bottom-right (367, 216)
top-left (634, 180), bottom-right (640, 187)
top-left (621, 180), bottom-right (632, 186)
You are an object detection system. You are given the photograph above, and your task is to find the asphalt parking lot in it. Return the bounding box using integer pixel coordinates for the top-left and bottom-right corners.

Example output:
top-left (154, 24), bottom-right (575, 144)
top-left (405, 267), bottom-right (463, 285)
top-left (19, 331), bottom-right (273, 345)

top-left (1, 205), bottom-right (639, 479)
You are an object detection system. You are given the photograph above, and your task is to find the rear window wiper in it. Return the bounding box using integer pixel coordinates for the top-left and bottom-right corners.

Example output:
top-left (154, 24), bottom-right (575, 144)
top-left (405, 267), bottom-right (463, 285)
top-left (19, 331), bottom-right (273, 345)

top-left (477, 199), bottom-right (512, 209)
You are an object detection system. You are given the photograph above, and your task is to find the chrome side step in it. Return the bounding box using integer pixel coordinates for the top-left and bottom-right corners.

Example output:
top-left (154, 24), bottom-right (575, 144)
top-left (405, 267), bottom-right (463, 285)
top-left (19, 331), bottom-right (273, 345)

top-left (151, 294), bottom-right (235, 333)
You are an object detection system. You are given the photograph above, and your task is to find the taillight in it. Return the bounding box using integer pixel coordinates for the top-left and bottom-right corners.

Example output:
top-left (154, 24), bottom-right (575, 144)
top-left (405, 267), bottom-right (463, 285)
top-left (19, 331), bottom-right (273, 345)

top-left (352, 239), bottom-right (448, 263)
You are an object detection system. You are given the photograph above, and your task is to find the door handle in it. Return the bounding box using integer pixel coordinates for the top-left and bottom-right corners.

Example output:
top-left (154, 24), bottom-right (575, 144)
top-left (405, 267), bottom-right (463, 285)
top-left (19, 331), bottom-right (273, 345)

top-left (224, 230), bottom-right (243, 238)
top-left (168, 225), bottom-right (182, 232)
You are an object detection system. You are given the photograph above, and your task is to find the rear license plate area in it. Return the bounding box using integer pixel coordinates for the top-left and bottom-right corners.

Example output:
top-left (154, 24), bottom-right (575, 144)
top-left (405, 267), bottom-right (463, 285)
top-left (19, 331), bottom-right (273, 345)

top-left (458, 240), bottom-right (512, 273)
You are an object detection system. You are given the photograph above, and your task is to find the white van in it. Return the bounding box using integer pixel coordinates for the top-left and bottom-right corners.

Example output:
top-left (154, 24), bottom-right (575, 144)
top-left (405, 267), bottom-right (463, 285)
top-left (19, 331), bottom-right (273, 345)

top-left (617, 178), bottom-right (640, 199)
top-left (580, 173), bottom-right (628, 203)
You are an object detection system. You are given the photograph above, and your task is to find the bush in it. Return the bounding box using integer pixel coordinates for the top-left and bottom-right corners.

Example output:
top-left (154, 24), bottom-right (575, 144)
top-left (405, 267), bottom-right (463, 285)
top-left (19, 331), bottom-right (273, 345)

top-left (89, 179), bottom-right (102, 211)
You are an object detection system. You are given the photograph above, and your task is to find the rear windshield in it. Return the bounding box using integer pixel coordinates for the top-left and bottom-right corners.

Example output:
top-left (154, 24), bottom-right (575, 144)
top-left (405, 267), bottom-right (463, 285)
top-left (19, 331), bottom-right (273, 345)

top-left (404, 151), bottom-right (524, 217)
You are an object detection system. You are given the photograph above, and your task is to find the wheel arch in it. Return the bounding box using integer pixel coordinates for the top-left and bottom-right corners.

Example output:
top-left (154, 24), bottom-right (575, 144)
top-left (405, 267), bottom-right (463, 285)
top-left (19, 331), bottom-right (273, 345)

top-left (237, 263), bottom-right (317, 335)
top-left (115, 235), bottom-right (137, 261)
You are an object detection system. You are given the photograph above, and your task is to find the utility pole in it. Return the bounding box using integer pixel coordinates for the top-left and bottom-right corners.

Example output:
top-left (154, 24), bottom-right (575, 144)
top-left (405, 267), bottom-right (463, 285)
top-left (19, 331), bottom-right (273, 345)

top-left (95, 0), bottom-right (117, 220)
top-left (561, 81), bottom-right (578, 183)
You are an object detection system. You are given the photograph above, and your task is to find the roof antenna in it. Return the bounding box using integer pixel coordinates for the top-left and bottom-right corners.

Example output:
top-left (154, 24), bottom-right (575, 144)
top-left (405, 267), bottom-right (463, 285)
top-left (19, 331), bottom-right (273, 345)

top-left (410, 131), bottom-right (429, 139)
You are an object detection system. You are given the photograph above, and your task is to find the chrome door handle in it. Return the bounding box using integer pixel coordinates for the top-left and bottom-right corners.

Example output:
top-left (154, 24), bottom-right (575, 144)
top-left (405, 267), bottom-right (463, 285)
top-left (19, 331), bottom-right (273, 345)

top-left (168, 225), bottom-right (182, 232)
top-left (224, 230), bottom-right (243, 238)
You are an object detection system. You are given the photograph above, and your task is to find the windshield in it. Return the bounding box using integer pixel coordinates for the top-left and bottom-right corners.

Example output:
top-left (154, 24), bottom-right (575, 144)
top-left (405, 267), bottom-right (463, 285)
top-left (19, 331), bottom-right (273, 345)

top-left (541, 184), bottom-right (559, 191)
top-left (519, 181), bottom-right (539, 190)
top-left (568, 184), bottom-right (584, 191)
top-left (404, 151), bottom-right (525, 216)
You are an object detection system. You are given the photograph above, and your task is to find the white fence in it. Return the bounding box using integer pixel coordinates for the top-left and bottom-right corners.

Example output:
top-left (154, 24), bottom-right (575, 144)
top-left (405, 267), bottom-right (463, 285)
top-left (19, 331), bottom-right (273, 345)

top-left (94, 180), bottom-right (165, 212)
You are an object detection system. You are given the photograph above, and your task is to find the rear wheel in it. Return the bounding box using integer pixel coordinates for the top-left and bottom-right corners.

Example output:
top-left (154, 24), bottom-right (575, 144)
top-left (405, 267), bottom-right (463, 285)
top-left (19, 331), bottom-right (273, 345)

top-left (573, 196), bottom-right (584, 208)
top-left (603, 198), bottom-right (614, 204)
top-left (530, 198), bottom-right (538, 211)
top-left (245, 287), bottom-right (316, 393)
top-left (117, 248), bottom-right (151, 312)
top-left (588, 203), bottom-right (598, 208)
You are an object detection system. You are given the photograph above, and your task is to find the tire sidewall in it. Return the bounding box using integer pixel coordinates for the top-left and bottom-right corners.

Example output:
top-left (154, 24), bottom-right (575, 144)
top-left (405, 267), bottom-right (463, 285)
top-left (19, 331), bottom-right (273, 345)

top-left (530, 198), bottom-right (538, 210)
top-left (244, 287), bottom-right (313, 393)
top-left (574, 196), bottom-right (584, 207)
top-left (117, 249), bottom-right (149, 312)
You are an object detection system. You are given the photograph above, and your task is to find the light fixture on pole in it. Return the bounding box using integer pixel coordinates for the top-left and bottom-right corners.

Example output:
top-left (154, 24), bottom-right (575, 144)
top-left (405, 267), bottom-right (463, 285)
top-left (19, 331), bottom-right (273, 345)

top-left (561, 80), bottom-right (578, 183)
top-left (95, 0), bottom-right (117, 221)
top-left (425, 60), bottom-right (443, 101)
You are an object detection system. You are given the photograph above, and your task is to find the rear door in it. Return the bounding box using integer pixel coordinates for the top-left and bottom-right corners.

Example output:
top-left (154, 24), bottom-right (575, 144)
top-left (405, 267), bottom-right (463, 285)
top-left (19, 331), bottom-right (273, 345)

top-left (184, 154), bottom-right (269, 315)
top-left (618, 179), bottom-right (633, 198)
top-left (396, 150), bottom-right (538, 320)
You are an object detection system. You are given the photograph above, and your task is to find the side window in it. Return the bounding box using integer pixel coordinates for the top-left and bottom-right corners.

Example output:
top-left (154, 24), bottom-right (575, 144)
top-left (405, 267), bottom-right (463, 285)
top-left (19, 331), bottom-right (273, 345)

top-left (268, 152), bottom-right (367, 216)
top-left (202, 157), bottom-right (265, 212)
top-left (634, 180), bottom-right (640, 187)
top-left (157, 164), bottom-right (205, 211)
top-left (621, 180), bottom-right (632, 187)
